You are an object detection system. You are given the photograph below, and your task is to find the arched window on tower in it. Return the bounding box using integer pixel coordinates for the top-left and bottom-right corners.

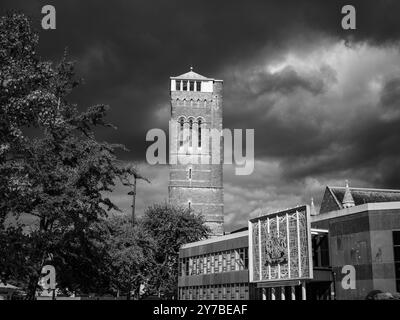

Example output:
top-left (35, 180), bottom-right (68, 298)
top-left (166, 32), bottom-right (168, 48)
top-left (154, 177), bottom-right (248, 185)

top-left (179, 117), bottom-right (184, 147)
top-left (189, 118), bottom-right (193, 147)
top-left (198, 119), bottom-right (202, 148)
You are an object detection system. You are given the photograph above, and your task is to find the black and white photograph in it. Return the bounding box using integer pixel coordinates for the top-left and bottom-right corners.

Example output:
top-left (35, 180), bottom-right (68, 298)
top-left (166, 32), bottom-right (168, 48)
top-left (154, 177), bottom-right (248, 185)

top-left (1, 0), bottom-right (400, 309)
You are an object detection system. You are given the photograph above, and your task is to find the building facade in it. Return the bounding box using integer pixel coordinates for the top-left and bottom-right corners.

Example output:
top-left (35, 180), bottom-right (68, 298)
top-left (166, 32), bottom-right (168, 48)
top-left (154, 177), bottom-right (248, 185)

top-left (313, 185), bottom-right (400, 299)
top-left (169, 69), bottom-right (224, 236)
top-left (178, 227), bottom-right (332, 300)
top-left (178, 231), bottom-right (257, 300)
top-left (178, 184), bottom-right (400, 300)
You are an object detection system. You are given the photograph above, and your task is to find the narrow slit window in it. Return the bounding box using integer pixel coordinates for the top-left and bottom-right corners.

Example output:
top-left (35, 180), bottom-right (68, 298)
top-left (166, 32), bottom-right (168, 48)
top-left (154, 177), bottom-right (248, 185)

top-left (198, 119), bottom-right (202, 148)
top-left (188, 168), bottom-right (192, 180)
top-left (179, 118), bottom-right (184, 147)
top-left (189, 119), bottom-right (193, 147)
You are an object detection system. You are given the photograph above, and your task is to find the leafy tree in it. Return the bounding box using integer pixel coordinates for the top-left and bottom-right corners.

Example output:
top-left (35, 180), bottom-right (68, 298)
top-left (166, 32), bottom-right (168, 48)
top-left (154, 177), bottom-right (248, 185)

top-left (141, 204), bottom-right (209, 299)
top-left (103, 215), bottom-right (155, 299)
top-left (0, 12), bottom-right (136, 299)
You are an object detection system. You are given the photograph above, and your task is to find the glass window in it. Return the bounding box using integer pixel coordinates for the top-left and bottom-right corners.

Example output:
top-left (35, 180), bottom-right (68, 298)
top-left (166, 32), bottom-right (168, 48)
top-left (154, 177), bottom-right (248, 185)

top-left (190, 81), bottom-right (195, 91)
top-left (231, 251), bottom-right (236, 271)
top-left (214, 255), bottom-right (219, 273)
top-left (394, 231), bottom-right (400, 292)
top-left (222, 285), bottom-right (226, 299)
top-left (222, 251), bottom-right (227, 272)
top-left (226, 251), bottom-right (231, 270)
top-left (244, 248), bottom-right (248, 269)
top-left (176, 80), bottom-right (181, 91)
top-left (196, 81), bottom-right (201, 92)
top-left (199, 255), bottom-right (203, 274)
top-left (228, 284), bottom-right (232, 300)
top-left (394, 231), bottom-right (400, 246)
top-left (183, 81), bottom-right (188, 91)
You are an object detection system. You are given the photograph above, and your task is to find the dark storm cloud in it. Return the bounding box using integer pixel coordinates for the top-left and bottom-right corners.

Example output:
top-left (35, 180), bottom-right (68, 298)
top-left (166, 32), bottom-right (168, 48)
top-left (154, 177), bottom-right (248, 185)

top-left (2, 0), bottom-right (400, 160)
top-left (3, 0), bottom-right (400, 229)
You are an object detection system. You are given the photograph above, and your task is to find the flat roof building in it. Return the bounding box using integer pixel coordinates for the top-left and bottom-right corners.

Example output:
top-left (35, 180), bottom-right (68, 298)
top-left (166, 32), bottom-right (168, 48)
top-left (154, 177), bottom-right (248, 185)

top-left (178, 183), bottom-right (400, 300)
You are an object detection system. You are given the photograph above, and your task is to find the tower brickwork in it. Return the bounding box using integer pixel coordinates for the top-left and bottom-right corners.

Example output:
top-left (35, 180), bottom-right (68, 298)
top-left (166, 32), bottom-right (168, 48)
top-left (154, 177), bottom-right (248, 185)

top-left (168, 69), bottom-right (224, 236)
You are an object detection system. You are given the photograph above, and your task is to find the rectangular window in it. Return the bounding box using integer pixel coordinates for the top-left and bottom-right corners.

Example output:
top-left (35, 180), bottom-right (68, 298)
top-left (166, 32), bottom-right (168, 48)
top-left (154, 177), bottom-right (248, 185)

top-left (238, 249), bottom-right (243, 271)
top-left (196, 81), bottom-right (201, 92)
top-left (226, 251), bottom-right (231, 270)
top-left (244, 248), bottom-right (248, 269)
top-left (185, 258), bottom-right (189, 276)
top-left (222, 251), bottom-right (227, 272)
top-left (176, 80), bottom-right (181, 91)
top-left (222, 285), bottom-right (227, 300)
top-left (393, 231), bottom-right (400, 292)
top-left (189, 81), bottom-right (195, 91)
top-left (199, 255), bottom-right (203, 274)
top-left (183, 81), bottom-right (188, 91)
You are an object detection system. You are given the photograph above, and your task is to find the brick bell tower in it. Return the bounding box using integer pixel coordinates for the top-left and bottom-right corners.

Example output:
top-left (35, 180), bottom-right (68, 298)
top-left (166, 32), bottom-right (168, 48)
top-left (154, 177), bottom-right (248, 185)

top-left (168, 68), bottom-right (224, 237)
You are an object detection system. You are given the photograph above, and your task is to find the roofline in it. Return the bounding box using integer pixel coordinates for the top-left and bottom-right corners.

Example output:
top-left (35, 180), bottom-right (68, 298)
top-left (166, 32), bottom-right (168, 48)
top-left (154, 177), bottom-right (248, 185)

top-left (180, 230), bottom-right (248, 249)
top-left (170, 76), bottom-right (223, 82)
top-left (328, 186), bottom-right (400, 192)
top-left (312, 201), bottom-right (400, 223)
top-left (249, 204), bottom-right (308, 222)
top-left (327, 186), bottom-right (343, 208)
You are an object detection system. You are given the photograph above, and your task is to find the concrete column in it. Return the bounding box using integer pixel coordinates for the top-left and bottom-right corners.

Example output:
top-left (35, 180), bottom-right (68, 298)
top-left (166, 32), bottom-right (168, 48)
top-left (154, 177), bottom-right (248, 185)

top-left (291, 286), bottom-right (296, 300)
top-left (262, 288), bottom-right (267, 300)
top-left (301, 283), bottom-right (306, 300)
top-left (271, 287), bottom-right (276, 300)
top-left (330, 281), bottom-right (335, 300)
top-left (281, 287), bottom-right (285, 300)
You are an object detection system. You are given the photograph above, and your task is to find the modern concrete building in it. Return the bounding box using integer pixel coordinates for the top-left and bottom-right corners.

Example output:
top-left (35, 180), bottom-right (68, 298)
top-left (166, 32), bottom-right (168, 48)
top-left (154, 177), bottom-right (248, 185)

top-left (313, 185), bottom-right (400, 299)
top-left (178, 183), bottom-right (400, 300)
top-left (169, 69), bottom-right (224, 236)
top-left (178, 226), bottom-right (332, 300)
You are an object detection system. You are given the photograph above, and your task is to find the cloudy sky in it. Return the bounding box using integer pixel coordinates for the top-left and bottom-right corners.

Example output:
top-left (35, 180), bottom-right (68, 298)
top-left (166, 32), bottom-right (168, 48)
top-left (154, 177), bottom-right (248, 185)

top-left (3, 0), bottom-right (400, 231)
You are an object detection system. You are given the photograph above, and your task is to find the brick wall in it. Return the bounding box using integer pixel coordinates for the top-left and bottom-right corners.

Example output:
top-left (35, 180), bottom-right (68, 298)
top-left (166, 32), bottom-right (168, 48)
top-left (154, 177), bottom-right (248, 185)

top-left (169, 77), bottom-right (224, 236)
